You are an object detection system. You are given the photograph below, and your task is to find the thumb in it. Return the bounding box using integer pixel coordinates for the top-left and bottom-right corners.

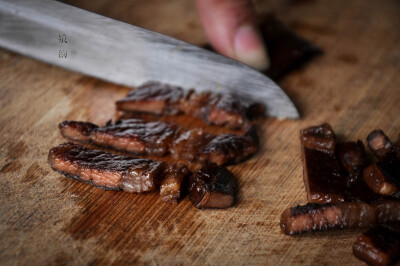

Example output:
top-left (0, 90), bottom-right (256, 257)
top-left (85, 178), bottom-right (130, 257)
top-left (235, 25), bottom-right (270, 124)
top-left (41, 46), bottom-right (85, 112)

top-left (195, 0), bottom-right (270, 70)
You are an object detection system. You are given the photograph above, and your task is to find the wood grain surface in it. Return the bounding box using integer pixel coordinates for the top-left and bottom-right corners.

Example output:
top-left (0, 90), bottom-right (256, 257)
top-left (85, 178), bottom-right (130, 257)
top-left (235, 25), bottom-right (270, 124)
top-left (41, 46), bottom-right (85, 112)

top-left (1, 0), bottom-right (399, 265)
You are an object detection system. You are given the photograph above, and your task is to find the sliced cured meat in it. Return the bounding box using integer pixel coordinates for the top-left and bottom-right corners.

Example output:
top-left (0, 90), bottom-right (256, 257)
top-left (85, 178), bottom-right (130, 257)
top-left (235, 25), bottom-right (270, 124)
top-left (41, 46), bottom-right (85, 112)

top-left (188, 164), bottom-right (236, 209)
top-left (60, 119), bottom-right (258, 166)
top-left (116, 82), bottom-right (263, 129)
top-left (364, 130), bottom-right (400, 198)
top-left (280, 201), bottom-right (400, 235)
top-left (59, 119), bottom-right (177, 156)
top-left (353, 225), bottom-right (400, 266)
top-left (48, 143), bottom-right (191, 203)
top-left (301, 123), bottom-right (346, 203)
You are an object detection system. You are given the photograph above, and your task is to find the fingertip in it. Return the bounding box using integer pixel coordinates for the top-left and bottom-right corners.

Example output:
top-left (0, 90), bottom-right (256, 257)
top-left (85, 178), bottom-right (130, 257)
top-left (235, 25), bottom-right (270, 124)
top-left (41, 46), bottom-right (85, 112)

top-left (233, 25), bottom-right (270, 71)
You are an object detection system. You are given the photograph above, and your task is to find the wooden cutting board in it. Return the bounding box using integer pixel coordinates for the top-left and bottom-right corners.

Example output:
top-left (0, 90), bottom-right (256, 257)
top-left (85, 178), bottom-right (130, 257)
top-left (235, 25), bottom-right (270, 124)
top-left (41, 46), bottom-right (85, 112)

top-left (1, 0), bottom-right (399, 264)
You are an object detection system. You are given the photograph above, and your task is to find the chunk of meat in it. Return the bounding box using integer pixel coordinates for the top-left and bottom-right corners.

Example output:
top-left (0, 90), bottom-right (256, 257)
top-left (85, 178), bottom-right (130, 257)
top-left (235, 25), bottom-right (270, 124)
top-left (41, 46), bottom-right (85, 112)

top-left (160, 164), bottom-right (191, 204)
top-left (367, 130), bottom-right (398, 163)
top-left (337, 140), bottom-right (367, 186)
top-left (363, 164), bottom-right (400, 198)
top-left (169, 128), bottom-right (214, 162)
top-left (59, 119), bottom-right (178, 156)
top-left (48, 143), bottom-right (191, 203)
top-left (364, 130), bottom-right (400, 198)
top-left (301, 124), bottom-right (346, 203)
top-left (280, 201), bottom-right (400, 235)
top-left (188, 164), bottom-right (236, 209)
top-left (353, 225), bottom-right (400, 266)
top-left (198, 126), bottom-right (258, 166)
top-left (116, 82), bottom-right (263, 129)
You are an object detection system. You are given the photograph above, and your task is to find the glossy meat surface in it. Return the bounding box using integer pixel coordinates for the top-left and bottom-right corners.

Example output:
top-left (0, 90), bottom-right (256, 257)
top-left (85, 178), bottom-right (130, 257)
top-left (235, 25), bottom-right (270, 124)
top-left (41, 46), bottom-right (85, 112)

top-left (60, 119), bottom-right (258, 166)
top-left (60, 119), bottom-right (177, 156)
top-left (301, 124), bottom-right (346, 203)
top-left (364, 130), bottom-right (400, 198)
top-left (48, 143), bottom-right (191, 202)
top-left (198, 129), bottom-right (258, 166)
top-left (188, 164), bottom-right (236, 209)
top-left (116, 82), bottom-right (187, 115)
top-left (116, 82), bottom-right (263, 129)
top-left (280, 201), bottom-right (400, 235)
top-left (353, 225), bottom-right (400, 266)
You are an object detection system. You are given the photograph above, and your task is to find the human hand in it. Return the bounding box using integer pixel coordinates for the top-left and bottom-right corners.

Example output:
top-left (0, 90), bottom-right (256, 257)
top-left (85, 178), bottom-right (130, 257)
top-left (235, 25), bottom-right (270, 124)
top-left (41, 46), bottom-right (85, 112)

top-left (195, 0), bottom-right (270, 70)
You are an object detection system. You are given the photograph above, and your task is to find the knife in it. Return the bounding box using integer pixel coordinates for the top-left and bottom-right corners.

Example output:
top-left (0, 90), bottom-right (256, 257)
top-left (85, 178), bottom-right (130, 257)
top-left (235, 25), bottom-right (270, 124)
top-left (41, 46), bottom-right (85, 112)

top-left (0, 0), bottom-right (299, 118)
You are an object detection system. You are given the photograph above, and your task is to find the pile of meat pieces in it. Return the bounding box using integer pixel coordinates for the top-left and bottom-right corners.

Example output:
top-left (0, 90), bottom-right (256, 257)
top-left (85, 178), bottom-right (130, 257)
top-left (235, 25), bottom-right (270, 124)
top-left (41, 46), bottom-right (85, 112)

top-left (48, 82), bottom-right (262, 208)
top-left (280, 123), bottom-right (400, 265)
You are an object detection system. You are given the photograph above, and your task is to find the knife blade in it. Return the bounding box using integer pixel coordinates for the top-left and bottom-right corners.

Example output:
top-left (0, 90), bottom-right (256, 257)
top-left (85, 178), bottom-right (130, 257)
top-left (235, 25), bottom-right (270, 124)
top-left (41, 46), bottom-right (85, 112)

top-left (0, 0), bottom-right (299, 118)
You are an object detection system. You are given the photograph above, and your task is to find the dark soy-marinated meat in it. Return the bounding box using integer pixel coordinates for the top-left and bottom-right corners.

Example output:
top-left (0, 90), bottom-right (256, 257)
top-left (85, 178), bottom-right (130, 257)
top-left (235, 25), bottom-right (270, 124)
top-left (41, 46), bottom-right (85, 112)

top-left (198, 126), bottom-right (258, 166)
top-left (280, 201), bottom-right (400, 235)
top-left (60, 120), bottom-right (258, 166)
top-left (48, 143), bottom-right (191, 203)
top-left (367, 130), bottom-right (398, 163)
top-left (363, 164), bottom-right (400, 198)
top-left (170, 127), bottom-right (258, 166)
top-left (170, 128), bottom-right (214, 162)
top-left (116, 82), bottom-right (263, 129)
top-left (59, 119), bottom-right (177, 156)
top-left (364, 130), bottom-right (400, 198)
top-left (353, 225), bottom-right (400, 266)
top-left (337, 141), bottom-right (367, 188)
top-left (301, 123), bottom-right (336, 154)
top-left (160, 164), bottom-right (191, 204)
top-left (301, 124), bottom-right (346, 203)
top-left (115, 82), bottom-right (187, 115)
top-left (188, 164), bottom-right (236, 209)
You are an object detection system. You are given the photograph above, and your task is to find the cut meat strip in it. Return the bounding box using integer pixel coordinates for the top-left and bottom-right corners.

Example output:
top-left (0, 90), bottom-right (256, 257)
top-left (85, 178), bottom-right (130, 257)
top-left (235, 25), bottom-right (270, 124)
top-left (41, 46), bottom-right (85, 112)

top-left (116, 82), bottom-right (263, 129)
top-left (60, 119), bottom-right (258, 166)
top-left (115, 82), bottom-right (188, 115)
top-left (188, 164), bottom-right (236, 209)
top-left (59, 119), bottom-right (177, 156)
top-left (280, 201), bottom-right (400, 235)
top-left (48, 143), bottom-right (191, 203)
top-left (301, 124), bottom-right (346, 203)
top-left (353, 225), bottom-right (400, 266)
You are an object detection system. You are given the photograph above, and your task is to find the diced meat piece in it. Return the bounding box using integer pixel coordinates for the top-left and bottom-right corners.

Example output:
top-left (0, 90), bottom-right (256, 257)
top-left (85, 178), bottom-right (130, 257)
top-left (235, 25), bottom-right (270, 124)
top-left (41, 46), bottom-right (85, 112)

top-left (198, 126), bottom-right (258, 166)
top-left (280, 201), bottom-right (400, 235)
top-left (367, 130), bottom-right (398, 163)
top-left (116, 82), bottom-right (188, 115)
top-left (206, 93), bottom-right (264, 129)
top-left (170, 126), bottom-right (259, 166)
top-left (170, 128), bottom-right (214, 162)
top-left (337, 140), bottom-right (367, 188)
top-left (363, 164), bottom-right (400, 198)
top-left (301, 124), bottom-right (346, 203)
top-left (48, 143), bottom-right (191, 202)
top-left (188, 164), bottom-right (236, 209)
top-left (160, 164), bottom-right (191, 204)
top-left (353, 225), bottom-right (400, 266)
top-left (116, 82), bottom-right (263, 129)
top-left (301, 123), bottom-right (336, 154)
top-left (364, 130), bottom-right (400, 198)
top-left (59, 119), bottom-right (178, 156)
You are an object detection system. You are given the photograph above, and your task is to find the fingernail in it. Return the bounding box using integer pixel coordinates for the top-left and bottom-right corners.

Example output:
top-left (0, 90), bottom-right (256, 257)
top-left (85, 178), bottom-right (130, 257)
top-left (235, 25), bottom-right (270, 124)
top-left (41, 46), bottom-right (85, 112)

top-left (234, 25), bottom-right (270, 70)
